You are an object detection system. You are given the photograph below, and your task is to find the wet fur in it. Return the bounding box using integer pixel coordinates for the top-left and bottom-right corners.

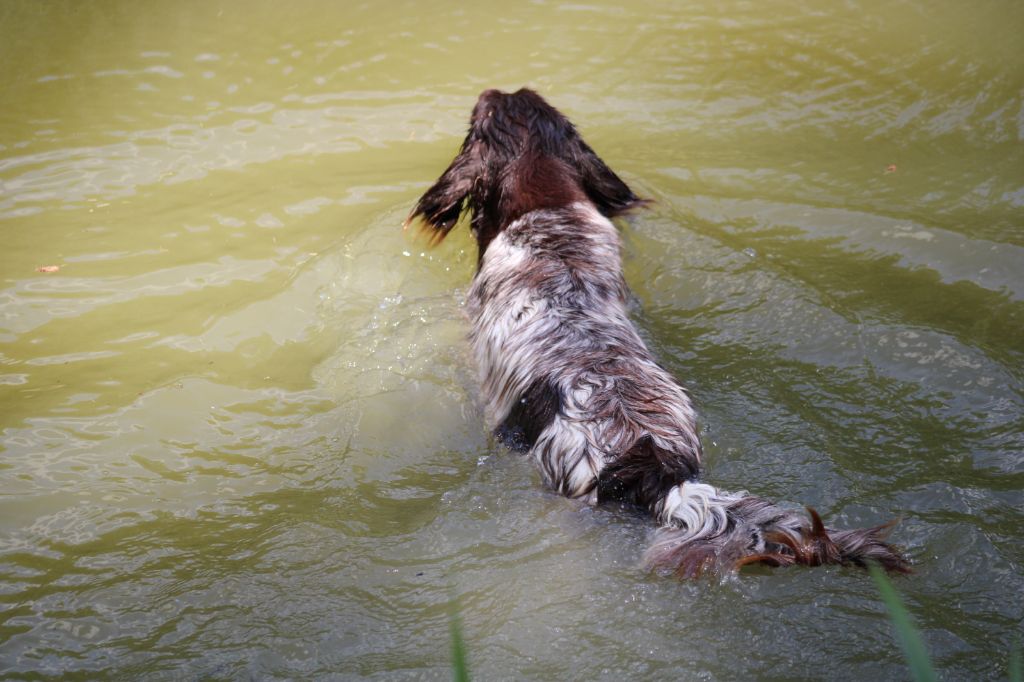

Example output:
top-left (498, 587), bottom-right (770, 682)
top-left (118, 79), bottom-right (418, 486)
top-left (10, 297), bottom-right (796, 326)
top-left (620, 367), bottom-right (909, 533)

top-left (407, 88), bottom-right (909, 577)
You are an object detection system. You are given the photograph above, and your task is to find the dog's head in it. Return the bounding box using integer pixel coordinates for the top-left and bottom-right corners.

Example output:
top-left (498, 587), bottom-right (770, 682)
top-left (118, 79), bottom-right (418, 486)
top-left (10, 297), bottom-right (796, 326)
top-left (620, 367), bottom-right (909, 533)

top-left (407, 88), bottom-right (645, 257)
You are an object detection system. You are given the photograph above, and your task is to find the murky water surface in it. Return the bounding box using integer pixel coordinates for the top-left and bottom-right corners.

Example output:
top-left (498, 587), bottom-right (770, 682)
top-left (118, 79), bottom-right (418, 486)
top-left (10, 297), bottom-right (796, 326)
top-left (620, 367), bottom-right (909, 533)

top-left (2, 1), bottom-right (1022, 679)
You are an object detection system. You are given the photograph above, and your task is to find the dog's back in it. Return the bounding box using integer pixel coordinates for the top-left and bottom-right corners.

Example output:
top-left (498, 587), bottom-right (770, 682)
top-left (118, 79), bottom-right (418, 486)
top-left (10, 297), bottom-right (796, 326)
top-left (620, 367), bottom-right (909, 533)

top-left (468, 201), bottom-right (701, 503)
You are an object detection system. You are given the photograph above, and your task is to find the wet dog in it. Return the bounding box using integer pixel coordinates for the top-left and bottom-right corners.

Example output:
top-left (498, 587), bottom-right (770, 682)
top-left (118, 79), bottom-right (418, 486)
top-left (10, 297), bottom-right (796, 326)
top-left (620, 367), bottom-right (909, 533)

top-left (407, 88), bottom-right (909, 577)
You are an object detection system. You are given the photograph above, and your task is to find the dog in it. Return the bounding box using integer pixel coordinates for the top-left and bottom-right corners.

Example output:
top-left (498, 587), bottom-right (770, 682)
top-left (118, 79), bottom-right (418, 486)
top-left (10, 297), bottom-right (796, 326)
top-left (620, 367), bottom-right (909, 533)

top-left (407, 88), bottom-right (909, 577)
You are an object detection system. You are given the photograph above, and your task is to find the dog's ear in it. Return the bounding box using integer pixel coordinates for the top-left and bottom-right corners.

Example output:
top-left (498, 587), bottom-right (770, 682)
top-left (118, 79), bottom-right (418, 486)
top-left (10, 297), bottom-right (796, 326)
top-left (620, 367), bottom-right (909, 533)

top-left (406, 143), bottom-right (483, 242)
top-left (572, 139), bottom-right (646, 217)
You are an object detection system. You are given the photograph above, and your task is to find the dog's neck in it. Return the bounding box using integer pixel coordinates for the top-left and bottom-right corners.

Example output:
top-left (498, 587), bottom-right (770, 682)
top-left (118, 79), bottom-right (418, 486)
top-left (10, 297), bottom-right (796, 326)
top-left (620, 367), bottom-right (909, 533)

top-left (472, 153), bottom-right (588, 262)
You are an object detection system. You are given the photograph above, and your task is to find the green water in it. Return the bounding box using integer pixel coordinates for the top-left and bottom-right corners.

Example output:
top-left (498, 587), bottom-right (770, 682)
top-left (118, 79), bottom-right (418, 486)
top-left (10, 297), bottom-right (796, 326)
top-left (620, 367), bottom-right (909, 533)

top-left (1, 1), bottom-right (1022, 679)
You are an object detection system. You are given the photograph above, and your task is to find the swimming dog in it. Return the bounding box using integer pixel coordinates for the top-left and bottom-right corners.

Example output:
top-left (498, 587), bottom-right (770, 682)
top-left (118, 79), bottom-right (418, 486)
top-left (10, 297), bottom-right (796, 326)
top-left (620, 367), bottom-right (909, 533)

top-left (407, 88), bottom-right (909, 577)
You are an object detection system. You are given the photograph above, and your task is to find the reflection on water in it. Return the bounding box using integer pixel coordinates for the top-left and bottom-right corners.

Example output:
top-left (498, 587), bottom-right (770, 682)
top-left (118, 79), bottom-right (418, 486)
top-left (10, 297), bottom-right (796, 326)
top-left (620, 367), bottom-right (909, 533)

top-left (1, 1), bottom-right (1022, 679)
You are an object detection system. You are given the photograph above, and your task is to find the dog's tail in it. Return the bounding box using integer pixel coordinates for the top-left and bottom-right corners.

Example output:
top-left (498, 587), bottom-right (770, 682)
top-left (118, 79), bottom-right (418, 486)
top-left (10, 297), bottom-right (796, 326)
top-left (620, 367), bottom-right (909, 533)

top-left (642, 481), bottom-right (911, 578)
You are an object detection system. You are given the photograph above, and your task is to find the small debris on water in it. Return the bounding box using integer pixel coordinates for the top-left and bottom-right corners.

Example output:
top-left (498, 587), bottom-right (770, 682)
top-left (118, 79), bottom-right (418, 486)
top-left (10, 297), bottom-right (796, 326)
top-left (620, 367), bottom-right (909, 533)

top-left (742, 247), bottom-right (757, 259)
top-left (36, 265), bottom-right (61, 273)
top-left (884, 164), bottom-right (897, 174)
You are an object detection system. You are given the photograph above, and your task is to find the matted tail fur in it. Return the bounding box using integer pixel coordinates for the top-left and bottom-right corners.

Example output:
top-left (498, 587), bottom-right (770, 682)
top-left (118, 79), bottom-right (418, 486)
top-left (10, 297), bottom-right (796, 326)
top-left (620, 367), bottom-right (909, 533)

top-left (643, 481), bottom-right (910, 578)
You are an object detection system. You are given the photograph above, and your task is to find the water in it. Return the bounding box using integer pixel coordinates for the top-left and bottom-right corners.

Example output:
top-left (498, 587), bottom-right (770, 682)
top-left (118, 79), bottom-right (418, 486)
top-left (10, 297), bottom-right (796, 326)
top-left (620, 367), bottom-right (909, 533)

top-left (1, 1), bottom-right (1022, 679)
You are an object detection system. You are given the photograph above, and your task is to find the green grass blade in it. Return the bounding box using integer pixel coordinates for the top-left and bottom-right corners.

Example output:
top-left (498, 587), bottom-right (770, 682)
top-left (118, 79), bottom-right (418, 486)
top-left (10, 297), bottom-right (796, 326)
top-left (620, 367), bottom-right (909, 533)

top-left (868, 563), bottom-right (937, 682)
top-left (449, 595), bottom-right (470, 682)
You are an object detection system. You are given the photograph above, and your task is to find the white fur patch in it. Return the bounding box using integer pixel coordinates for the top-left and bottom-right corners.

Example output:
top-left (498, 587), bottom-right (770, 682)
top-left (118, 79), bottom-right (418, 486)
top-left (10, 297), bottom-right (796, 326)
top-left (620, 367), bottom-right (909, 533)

top-left (533, 416), bottom-right (603, 498)
top-left (657, 482), bottom-right (740, 539)
top-left (484, 232), bottom-right (527, 270)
